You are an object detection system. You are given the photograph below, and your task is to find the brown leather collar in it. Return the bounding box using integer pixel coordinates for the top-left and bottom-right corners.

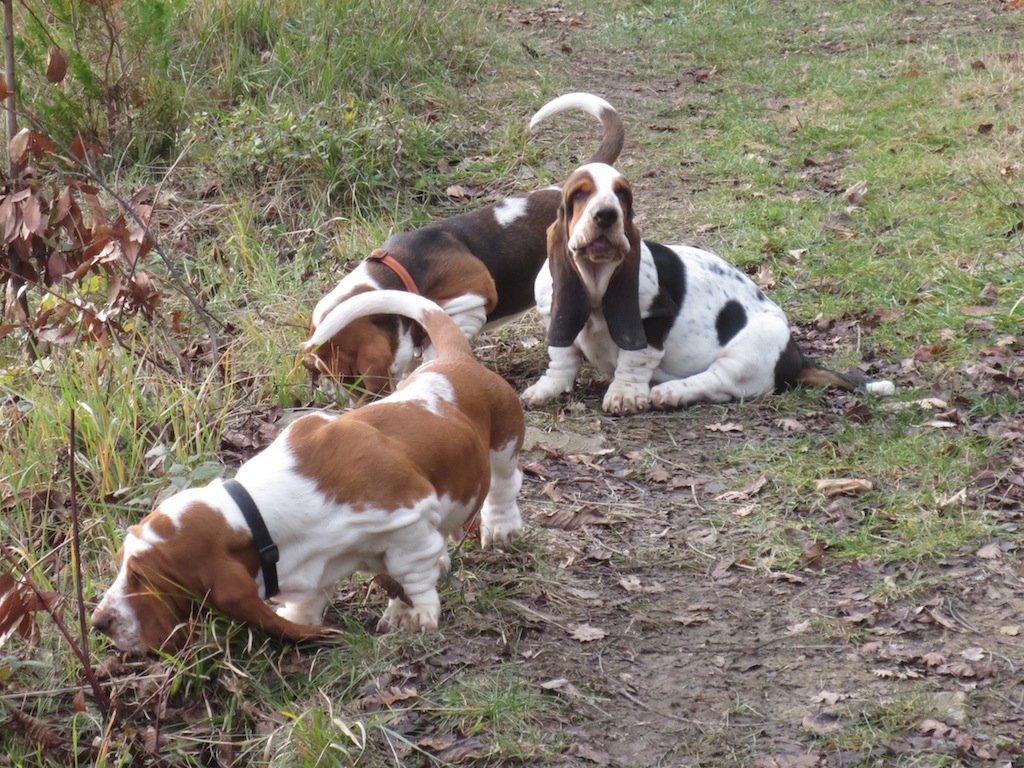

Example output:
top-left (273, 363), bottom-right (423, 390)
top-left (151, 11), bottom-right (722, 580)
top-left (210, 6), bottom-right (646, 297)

top-left (367, 249), bottom-right (419, 294)
top-left (365, 249), bottom-right (428, 352)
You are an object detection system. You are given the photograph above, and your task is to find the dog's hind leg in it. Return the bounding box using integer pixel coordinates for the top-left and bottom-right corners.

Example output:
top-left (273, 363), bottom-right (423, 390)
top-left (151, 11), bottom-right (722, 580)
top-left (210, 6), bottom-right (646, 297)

top-left (650, 321), bottom-right (787, 408)
top-left (377, 513), bottom-right (447, 633)
top-left (480, 438), bottom-right (524, 550)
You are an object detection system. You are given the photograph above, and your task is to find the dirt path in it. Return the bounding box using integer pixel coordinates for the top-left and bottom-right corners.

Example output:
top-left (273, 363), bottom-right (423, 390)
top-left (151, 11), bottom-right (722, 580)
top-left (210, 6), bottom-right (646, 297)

top-left (496, 400), bottom-right (1024, 766)
top-left (440, 4), bottom-right (1024, 765)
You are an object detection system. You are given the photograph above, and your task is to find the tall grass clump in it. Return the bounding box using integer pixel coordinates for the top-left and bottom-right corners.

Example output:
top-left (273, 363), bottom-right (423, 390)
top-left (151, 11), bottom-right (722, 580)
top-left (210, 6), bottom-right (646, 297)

top-left (174, 0), bottom-right (490, 213)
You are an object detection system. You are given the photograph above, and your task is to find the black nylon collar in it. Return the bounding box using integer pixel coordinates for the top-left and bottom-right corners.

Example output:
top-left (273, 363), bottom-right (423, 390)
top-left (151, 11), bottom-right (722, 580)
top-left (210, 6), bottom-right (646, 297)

top-left (222, 478), bottom-right (280, 598)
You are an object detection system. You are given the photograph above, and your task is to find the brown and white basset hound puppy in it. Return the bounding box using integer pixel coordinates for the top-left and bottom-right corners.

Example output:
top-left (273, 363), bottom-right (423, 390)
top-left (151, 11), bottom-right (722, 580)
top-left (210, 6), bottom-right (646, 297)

top-left (522, 163), bottom-right (895, 414)
top-left (92, 291), bottom-right (525, 655)
top-left (304, 92), bottom-right (625, 399)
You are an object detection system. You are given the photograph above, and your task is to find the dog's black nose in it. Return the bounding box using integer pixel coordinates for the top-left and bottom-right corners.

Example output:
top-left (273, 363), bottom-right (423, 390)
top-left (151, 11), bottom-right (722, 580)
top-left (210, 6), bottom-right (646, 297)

top-left (592, 206), bottom-right (618, 228)
top-left (91, 609), bottom-right (112, 635)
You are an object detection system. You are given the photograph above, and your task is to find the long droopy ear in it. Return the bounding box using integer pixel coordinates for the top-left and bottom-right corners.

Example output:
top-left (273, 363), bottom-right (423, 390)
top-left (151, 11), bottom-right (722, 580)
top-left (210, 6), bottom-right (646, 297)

top-left (602, 212), bottom-right (646, 351)
top-left (209, 561), bottom-right (335, 642)
top-left (546, 201), bottom-right (591, 348)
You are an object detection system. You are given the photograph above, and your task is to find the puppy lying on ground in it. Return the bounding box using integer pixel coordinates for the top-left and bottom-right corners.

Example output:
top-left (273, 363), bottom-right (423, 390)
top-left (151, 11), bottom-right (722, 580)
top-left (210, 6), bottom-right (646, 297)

top-left (523, 162), bottom-right (895, 414)
top-left (304, 92), bottom-right (624, 398)
top-left (92, 291), bottom-right (525, 654)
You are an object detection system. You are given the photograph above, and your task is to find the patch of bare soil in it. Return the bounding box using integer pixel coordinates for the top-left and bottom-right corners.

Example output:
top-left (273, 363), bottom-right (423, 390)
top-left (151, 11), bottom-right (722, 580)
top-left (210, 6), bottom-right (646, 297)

top-left (465, 334), bottom-right (1022, 767)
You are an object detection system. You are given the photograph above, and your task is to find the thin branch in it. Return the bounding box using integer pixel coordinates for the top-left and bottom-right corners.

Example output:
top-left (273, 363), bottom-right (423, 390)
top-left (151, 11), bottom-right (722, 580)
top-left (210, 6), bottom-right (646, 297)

top-left (68, 409), bottom-right (93, 689)
top-left (3, 0), bottom-right (17, 162)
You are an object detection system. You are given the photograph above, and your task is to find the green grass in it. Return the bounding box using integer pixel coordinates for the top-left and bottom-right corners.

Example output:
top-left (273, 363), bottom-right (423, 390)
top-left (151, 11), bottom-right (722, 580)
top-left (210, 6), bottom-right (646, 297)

top-left (3, 0), bottom-right (1024, 764)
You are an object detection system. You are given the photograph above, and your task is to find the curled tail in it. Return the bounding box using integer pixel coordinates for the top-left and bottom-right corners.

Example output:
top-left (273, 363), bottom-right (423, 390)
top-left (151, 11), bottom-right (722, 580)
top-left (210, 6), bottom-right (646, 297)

top-left (530, 92), bottom-right (624, 166)
top-left (304, 290), bottom-right (472, 361)
top-left (797, 360), bottom-right (896, 396)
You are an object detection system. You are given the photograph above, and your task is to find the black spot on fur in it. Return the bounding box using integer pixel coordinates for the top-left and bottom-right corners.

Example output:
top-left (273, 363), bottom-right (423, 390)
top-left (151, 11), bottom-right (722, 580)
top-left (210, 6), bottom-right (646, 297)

top-left (773, 337), bottom-right (805, 391)
top-left (643, 242), bottom-right (685, 348)
top-left (715, 300), bottom-right (747, 346)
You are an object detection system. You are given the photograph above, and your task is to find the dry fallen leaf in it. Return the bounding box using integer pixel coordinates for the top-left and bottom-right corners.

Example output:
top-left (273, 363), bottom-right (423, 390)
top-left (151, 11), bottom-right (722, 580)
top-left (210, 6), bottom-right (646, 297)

top-left (570, 624), bottom-right (608, 642)
top-left (959, 305), bottom-right (993, 316)
top-left (786, 621), bottom-right (811, 635)
top-left (711, 557), bottom-right (736, 579)
top-left (939, 661), bottom-right (996, 679)
top-left (815, 478), bottom-right (873, 496)
top-left (706, 421), bottom-right (744, 433)
top-left (445, 184), bottom-right (480, 201)
top-left (539, 677), bottom-right (569, 690)
top-left (777, 417), bottom-right (806, 432)
top-left (960, 647), bottom-right (986, 662)
top-left (917, 718), bottom-right (951, 737)
top-left (533, 505), bottom-right (612, 530)
top-left (361, 685), bottom-right (419, 709)
top-left (538, 677), bottom-right (583, 698)
top-left (811, 691), bottom-right (845, 705)
top-left (921, 652), bottom-right (946, 668)
top-left (797, 541), bottom-right (827, 568)
top-left (419, 734), bottom-right (489, 762)
top-left (715, 474), bottom-right (768, 502)
top-left (975, 542), bottom-right (1002, 560)
top-left (618, 575), bottom-right (666, 594)
top-left (647, 465), bottom-right (672, 483)
top-left (755, 265), bottom-right (776, 289)
top-left (0, 570), bottom-right (56, 649)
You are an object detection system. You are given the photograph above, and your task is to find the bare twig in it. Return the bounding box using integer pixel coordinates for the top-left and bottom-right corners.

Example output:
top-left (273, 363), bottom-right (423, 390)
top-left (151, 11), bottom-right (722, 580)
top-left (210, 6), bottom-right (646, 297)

top-left (68, 410), bottom-right (94, 688)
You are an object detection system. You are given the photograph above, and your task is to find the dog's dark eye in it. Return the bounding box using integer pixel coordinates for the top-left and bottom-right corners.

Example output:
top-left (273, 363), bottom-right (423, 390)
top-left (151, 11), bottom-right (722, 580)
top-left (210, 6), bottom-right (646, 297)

top-left (124, 570), bottom-right (140, 592)
top-left (123, 561), bottom-right (144, 590)
top-left (615, 189), bottom-right (631, 206)
top-left (571, 189), bottom-right (589, 208)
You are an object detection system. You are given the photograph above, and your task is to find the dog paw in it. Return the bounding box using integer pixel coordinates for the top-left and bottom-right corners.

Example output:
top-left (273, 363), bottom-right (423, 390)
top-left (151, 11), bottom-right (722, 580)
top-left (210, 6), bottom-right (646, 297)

top-left (275, 601), bottom-right (328, 627)
top-left (522, 378), bottom-right (569, 407)
top-left (377, 599), bottom-right (440, 634)
top-left (481, 518), bottom-right (523, 551)
top-left (603, 382), bottom-right (650, 414)
top-left (649, 384), bottom-right (678, 410)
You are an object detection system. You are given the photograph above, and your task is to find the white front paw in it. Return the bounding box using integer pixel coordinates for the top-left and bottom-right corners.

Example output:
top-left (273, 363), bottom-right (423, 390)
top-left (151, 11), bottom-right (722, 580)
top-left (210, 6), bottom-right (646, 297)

top-left (522, 377), bottom-right (571, 406)
top-left (377, 595), bottom-right (440, 633)
top-left (649, 383), bottom-right (679, 410)
top-left (275, 602), bottom-right (326, 627)
top-left (481, 516), bottom-right (523, 551)
top-left (603, 380), bottom-right (650, 414)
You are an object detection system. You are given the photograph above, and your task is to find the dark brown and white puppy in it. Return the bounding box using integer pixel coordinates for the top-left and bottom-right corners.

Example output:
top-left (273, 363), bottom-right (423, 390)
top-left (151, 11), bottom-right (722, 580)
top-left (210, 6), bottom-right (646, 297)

top-left (92, 291), bottom-right (525, 655)
top-left (522, 163), bottom-right (895, 414)
top-left (305, 92), bottom-right (624, 398)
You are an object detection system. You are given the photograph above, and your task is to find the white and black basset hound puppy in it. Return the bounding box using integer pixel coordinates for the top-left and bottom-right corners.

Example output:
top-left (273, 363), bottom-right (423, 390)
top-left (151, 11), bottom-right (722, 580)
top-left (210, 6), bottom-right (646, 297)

top-left (522, 163), bottom-right (895, 414)
top-left (304, 93), bottom-right (625, 399)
